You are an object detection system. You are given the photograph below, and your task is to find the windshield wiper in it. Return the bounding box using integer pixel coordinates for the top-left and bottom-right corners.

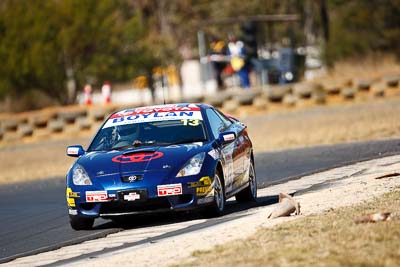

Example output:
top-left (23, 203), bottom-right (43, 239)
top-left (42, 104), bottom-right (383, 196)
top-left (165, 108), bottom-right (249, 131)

top-left (113, 141), bottom-right (143, 150)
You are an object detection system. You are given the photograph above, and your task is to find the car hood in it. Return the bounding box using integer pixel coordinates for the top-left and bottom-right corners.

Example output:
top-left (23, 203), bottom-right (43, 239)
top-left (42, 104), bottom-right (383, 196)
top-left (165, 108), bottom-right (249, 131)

top-left (76, 142), bottom-right (207, 178)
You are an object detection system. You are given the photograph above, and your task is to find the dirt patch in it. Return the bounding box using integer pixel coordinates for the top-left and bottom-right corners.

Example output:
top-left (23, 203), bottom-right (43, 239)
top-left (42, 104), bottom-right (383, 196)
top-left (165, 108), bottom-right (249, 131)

top-left (0, 138), bottom-right (86, 185)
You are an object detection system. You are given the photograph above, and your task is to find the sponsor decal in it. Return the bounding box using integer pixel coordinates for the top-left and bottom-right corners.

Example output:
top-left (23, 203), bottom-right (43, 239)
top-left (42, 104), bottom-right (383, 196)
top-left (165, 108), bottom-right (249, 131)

top-left (112, 152), bottom-right (163, 163)
top-left (66, 188), bottom-right (78, 207)
top-left (67, 198), bottom-right (75, 207)
top-left (208, 149), bottom-right (219, 160)
top-left (67, 191), bottom-right (80, 198)
top-left (223, 133), bottom-right (235, 142)
top-left (187, 176), bottom-right (212, 188)
top-left (187, 176), bottom-right (213, 197)
top-left (67, 147), bottom-right (79, 155)
top-left (68, 209), bottom-right (78, 215)
top-left (157, 183), bottom-right (183, 196)
top-left (108, 193), bottom-right (116, 198)
top-left (111, 104), bottom-right (200, 118)
top-left (197, 196), bottom-right (214, 204)
top-left (86, 191), bottom-right (109, 202)
top-left (124, 192), bottom-right (141, 201)
top-left (196, 186), bottom-right (213, 197)
top-left (181, 119), bottom-right (199, 126)
top-left (103, 108), bottom-right (203, 129)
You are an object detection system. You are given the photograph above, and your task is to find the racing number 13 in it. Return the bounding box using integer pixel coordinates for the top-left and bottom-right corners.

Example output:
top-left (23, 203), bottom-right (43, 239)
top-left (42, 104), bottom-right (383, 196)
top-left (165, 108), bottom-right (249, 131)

top-left (181, 119), bottom-right (199, 126)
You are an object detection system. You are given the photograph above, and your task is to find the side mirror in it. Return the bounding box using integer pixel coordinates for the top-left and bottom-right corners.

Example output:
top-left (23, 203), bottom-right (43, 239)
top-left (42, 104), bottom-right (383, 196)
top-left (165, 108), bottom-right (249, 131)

top-left (66, 145), bottom-right (85, 157)
top-left (218, 132), bottom-right (236, 145)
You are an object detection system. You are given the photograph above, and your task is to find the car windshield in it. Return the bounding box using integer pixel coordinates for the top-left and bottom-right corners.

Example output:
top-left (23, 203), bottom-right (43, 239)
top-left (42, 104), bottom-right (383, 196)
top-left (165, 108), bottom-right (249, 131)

top-left (88, 119), bottom-right (207, 152)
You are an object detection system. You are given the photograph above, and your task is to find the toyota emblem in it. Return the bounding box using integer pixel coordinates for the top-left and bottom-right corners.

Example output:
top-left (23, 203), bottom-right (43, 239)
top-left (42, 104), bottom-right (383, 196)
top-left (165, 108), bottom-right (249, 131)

top-left (128, 175), bottom-right (137, 182)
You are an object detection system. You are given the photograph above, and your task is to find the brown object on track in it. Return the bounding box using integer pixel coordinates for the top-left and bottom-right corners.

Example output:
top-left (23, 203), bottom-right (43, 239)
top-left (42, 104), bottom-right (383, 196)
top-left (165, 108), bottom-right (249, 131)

top-left (268, 192), bottom-right (301, 219)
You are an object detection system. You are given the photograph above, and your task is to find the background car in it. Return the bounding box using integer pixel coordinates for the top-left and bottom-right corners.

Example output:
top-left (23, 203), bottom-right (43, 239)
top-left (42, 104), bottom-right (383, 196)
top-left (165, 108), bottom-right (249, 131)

top-left (66, 103), bottom-right (256, 230)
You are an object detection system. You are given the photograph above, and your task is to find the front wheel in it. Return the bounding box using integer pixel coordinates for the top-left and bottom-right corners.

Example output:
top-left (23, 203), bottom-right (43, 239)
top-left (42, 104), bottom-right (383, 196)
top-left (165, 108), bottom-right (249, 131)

top-left (69, 215), bottom-right (94, 230)
top-left (235, 161), bottom-right (257, 202)
top-left (202, 170), bottom-right (225, 217)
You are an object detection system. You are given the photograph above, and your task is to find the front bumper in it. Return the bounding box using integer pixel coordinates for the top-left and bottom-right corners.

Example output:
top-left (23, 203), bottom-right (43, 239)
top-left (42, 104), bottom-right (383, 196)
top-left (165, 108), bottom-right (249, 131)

top-left (67, 176), bottom-right (215, 218)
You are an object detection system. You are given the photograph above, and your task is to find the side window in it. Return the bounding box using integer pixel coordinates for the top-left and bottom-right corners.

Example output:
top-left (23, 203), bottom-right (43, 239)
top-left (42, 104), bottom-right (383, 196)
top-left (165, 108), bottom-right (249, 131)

top-left (206, 109), bottom-right (226, 139)
top-left (215, 109), bottom-right (233, 128)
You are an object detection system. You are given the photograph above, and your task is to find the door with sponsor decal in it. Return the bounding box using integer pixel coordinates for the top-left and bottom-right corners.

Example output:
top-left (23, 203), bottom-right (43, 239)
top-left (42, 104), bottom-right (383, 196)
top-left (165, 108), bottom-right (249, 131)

top-left (205, 108), bottom-right (238, 192)
top-left (233, 125), bottom-right (252, 187)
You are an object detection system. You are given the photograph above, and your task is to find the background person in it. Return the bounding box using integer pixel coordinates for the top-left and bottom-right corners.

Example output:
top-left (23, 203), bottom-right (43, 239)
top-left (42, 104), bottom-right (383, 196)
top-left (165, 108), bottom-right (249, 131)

top-left (227, 35), bottom-right (250, 88)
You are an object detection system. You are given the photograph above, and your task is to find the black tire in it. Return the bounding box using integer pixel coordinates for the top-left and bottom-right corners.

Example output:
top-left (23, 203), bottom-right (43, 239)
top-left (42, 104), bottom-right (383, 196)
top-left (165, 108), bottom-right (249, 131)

top-left (111, 216), bottom-right (127, 226)
top-left (69, 215), bottom-right (94, 230)
top-left (202, 170), bottom-right (226, 217)
top-left (235, 161), bottom-right (257, 202)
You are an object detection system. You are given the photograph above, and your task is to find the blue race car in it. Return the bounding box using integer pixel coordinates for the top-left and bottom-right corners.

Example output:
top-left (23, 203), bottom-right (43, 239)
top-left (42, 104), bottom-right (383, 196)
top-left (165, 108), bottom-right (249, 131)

top-left (66, 103), bottom-right (256, 230)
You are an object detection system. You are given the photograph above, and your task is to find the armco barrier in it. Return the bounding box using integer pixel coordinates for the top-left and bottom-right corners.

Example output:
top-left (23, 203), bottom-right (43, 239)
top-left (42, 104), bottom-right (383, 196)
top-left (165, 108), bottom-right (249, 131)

top-left (353, 78), bottom-right (373, 91)
top-left (282, 93), bottom-right (297, 107)
top-left (232, 88), bottom-right (260, 106)
top-left (293, 82), bottom-right (315, 98)
top-left (57, 109), bottom-right (87, 125)
top-left (311, 84), bottom-right (326, 104)
top-left (204, 92), bottom-right (230, 108)
top-left (48, 119), bottom-right (64, 133)
top-left (262, 84), bottom-right (291, 102)
top-left (0, 73), bottom-right (399, 146)
top-left (321, 80), bottom-right (342, 95)
top-left (253, 97), bottom-right (268, 110)
top-left (370, 82), bottom-right (386, 97)
top-left (341, 86), bottom-right (357, 99)
top-left (384, 75), bottom-right (400, 88)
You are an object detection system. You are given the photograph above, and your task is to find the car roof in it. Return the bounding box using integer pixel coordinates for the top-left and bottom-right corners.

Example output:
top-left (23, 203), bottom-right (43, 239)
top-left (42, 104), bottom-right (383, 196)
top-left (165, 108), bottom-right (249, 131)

top-left (111, 103), bottom-right (212, 116)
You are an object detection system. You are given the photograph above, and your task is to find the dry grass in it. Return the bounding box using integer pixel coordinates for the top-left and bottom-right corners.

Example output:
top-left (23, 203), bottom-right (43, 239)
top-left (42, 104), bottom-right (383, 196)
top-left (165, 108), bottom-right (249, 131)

top-left (175, 189), bottom-right (400, 267)
top-left (0, 138), bottom-right (84, 185)
top-left (243, 96), bottom-right (400, 152)
top-left (325, 54), bottom-right (400, 82)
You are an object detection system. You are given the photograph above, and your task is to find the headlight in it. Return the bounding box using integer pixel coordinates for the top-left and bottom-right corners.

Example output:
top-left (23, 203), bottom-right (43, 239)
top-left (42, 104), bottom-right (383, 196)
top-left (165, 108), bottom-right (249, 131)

top-left (284, 71), bottom-right (294, 81)
top-left (72, 164), bottom-right (92, 185)
top-left (176, 152), bottom-right (205, 177)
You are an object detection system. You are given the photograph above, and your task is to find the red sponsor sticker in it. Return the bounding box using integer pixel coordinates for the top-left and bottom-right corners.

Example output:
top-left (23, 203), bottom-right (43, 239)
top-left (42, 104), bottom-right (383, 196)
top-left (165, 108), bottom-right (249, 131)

top-left (67, 147), bottom-right (79, 155)
top-left (86, 191), bottom-right (108, 202)
top-left (111, 105), bottom-right (200, 118)
top-left (112, 152), bottom-right (163, 163)
top-left (157, 184), bottom-right (183, 196)
top-left (223, 133), bottom-right (235, 142)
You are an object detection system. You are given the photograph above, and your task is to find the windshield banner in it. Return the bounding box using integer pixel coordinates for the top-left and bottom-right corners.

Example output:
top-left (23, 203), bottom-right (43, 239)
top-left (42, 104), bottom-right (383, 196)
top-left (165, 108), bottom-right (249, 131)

top-left (103, 106), bottom-right (203, 128)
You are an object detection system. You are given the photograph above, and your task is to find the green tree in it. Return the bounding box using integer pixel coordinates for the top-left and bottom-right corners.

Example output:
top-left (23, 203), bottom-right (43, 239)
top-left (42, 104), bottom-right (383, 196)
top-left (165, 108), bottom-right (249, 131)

top-left (325, 0), bottom-right (400, 63)
top-left (0, 0), bottom-right (156, 107)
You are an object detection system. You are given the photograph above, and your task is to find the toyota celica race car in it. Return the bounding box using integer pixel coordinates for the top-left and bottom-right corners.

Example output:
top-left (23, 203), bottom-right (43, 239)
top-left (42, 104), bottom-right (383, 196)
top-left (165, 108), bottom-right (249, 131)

top-left (66, 103), bottom-right (257, 230)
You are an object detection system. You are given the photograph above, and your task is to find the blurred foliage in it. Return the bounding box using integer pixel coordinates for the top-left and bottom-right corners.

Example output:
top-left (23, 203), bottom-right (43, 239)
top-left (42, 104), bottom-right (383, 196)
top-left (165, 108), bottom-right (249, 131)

top-left (0, 0), bottom-right (156, 105)
top-left (325, 0), bottom-right (400, 65)
top-left (0, 0), bottom-right (399, 110)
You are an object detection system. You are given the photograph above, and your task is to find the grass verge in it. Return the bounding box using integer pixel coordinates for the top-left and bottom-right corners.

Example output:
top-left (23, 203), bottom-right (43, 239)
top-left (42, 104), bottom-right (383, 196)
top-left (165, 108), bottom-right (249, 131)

top-left (176, 189), bottom-right (400, 267)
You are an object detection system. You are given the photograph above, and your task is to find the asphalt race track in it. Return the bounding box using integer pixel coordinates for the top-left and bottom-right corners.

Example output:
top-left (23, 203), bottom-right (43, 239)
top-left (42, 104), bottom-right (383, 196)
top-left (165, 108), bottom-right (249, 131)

top-left (1, 138), bottom-right (400, 263)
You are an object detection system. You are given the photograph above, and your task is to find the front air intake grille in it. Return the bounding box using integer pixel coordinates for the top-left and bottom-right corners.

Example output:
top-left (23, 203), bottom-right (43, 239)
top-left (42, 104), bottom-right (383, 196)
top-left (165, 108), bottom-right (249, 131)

top-left (100, 198), bottom-right (171, 214)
